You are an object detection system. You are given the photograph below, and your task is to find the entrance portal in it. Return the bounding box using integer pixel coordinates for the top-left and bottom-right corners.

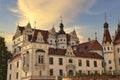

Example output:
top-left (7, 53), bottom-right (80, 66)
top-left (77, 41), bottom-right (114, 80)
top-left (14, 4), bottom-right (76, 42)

top-left (68, 70), bottom-right (74, 76)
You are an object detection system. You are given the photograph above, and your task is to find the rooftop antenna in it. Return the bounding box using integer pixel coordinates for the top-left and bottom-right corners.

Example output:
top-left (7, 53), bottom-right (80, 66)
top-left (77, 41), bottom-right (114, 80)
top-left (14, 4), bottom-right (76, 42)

top-left (95, 32), bottom-right (97, 40)
top-left (60, 15), bottom-right (62, 23)
top-left (105, 12), bottom-right (107, 23)
top-left (34, 21), bottom-right (36, 29)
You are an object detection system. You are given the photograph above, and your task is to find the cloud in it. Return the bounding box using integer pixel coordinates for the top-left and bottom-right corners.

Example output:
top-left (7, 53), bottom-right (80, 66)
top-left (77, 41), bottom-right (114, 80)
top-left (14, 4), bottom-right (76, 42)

top-left (0, 32), bottom-right (13, 51)
top-left (65, 25), bottom-right (85, 42)
top-left (10, 0), bottom-right (96, 29)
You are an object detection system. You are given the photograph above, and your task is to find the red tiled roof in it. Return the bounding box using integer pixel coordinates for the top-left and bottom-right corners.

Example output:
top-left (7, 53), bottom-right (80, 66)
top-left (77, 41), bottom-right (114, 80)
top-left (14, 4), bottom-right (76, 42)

top-left (78, 40), bottom-right (103, 51)
top-left (48, 46), bottom-right (103, 59)
top-left (102, 29), bottom-right (112, 44)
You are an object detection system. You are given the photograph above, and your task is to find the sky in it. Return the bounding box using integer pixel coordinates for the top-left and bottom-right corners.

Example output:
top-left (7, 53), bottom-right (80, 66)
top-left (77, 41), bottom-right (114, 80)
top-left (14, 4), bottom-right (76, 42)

top-left (0, 0), bottom-right (120, 50)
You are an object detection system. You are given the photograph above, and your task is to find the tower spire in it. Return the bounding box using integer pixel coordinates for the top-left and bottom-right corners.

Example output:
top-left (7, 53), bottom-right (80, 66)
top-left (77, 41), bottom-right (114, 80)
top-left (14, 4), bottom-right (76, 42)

top-left (34, 21), bottom-right (36, 29)
top-left (105, 12), bottom-right (107, 23)
top-left (60, 15), bottom-right (62, 23)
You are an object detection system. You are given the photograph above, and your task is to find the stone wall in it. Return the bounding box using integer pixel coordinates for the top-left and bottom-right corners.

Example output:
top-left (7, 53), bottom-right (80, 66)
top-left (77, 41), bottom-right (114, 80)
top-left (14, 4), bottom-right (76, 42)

top-left (62, 75), bottom-right (120, 80)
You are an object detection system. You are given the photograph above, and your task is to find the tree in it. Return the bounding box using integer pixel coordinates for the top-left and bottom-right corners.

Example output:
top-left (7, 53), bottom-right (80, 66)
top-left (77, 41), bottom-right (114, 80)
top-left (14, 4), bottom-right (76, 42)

top-left (0, 37), bottom-right (12, 80)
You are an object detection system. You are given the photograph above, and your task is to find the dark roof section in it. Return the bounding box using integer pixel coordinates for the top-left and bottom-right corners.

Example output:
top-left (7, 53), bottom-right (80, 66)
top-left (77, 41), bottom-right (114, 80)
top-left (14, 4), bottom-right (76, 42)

top-left (114, 24), bottom-right (120, 45)
top-left (31, 29), bottom-right (49, 43)
top-left (49, 40), bottom-right (103, 59)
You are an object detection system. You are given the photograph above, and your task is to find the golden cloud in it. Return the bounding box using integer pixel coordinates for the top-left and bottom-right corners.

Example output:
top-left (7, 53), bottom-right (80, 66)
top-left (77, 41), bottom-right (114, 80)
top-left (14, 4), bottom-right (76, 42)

top-left (14, 0), bottom-right (95, 29)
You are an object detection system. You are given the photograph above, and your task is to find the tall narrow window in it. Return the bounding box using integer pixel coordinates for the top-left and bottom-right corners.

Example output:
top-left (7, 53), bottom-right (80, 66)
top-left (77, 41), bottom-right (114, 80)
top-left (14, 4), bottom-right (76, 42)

top-left (59, 69), bottom-right (63, 76)
top-left (94, 61), bottom-right (97, 67)
top-left (50, 69), bottom-right (53, 76)
top-left (118, 48), bottom-right (120, 53)
top-left (108, 47), bottom-right (109, 50)
top-left (16, 72), bottom-right (18, 79)
top-left (10, 64), bottom-right (12, 70)
top-left (38, 55), bottom-right (44, 64)
top-left (9, 74), bottom-right (11, 80)
top-left (59, 58), bottom-right (63, 65)
top-left (39, 70), bottom-right (42, 76)
top-left (86, 60), bottom-right (90, 67)
top-left (17, 62), bottom-right (19, 68)
top-left (119, 58), bottom-right (120, 65)
top-left (78, 60), bottom-right (82, 66)
top-left (49, 57), bottom-right (53, 65)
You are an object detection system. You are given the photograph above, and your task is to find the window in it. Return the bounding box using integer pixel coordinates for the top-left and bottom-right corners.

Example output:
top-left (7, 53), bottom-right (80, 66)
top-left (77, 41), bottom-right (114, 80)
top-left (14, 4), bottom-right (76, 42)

top-left (49, 57), bottom-right (53, 65)
top-left (59, 69), bottom-right (63, 76)
top-left (9, 74), bottom-right (11, 80)
top-left (108, 60), bottom-right (111, 64)
top-left (17, 62), bottom-right (19, 68)
top-left (50, 69), bottom-right (53, 76)
top-left (94, 61), bottom-right (97, 67)
top-left (16, 72), bottom-right (18, 79)
top-left (107, 47), bottom-right (109, 50)
top-left (10, 64), bottom-right (12, 70)
top-left (78, 60), bottom-right (82, 66)
top-left (69, 59), bottom-right (73, 63)
top-left (38, 55), bottom-right (44, 64)
top-left (79, 70), bottom-right (82, 75)
top-left (119, 58), bottom-right (120, 65)
top-left (104, 47), bottom-right (106, 51)
top-left (86, 60), bottom-right (90, 67)
top-left (23, 57), bottom-right (26, 65)
top-left (59, 58), bottom-right (63, 65)
top-left (109, 67), bottom-right (112, 70)
top-left (117, 48), bottom-right (120, 53)
top-left (102, 61), bottom-right (104, 68)
top-left (39, 70), bottom-right (42, 76)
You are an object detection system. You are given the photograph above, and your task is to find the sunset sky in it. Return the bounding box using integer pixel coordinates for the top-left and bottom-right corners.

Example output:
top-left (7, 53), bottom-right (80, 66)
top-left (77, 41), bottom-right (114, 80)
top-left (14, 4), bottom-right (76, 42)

top-left (0, 0), bottom-right (120, 50)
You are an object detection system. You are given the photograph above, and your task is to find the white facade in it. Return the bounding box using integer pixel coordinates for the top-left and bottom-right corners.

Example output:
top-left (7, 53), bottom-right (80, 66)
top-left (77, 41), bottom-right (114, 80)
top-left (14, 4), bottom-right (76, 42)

top-left (7, 22), bottom-right (104, 80)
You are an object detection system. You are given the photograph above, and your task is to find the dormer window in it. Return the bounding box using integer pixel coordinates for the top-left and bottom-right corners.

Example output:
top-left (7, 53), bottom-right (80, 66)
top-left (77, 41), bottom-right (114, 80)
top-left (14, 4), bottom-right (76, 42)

top-left (36, 32), bottom-right (44, 43)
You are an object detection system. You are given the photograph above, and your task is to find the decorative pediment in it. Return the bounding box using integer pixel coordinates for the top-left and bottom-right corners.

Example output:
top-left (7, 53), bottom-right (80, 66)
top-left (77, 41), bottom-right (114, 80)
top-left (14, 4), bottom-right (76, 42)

top-left (36, 32), bottom-right (44, 43)
top-left (65, 45), bottom-right (74, 56)
top-left (23, 23), bottom-right (32, 35)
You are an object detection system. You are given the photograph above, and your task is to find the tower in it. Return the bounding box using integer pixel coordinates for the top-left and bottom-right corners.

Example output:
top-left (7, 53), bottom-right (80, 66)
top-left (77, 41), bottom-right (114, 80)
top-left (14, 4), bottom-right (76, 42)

top-left (57, 17), bottom-right (67, 49)
top-left (102, 18), bottom-right (115, 72)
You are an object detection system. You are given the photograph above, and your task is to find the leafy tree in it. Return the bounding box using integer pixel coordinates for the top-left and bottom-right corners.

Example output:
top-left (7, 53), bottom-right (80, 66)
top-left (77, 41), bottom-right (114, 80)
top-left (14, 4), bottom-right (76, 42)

top-left (0, 37), bottom-right (12, 80)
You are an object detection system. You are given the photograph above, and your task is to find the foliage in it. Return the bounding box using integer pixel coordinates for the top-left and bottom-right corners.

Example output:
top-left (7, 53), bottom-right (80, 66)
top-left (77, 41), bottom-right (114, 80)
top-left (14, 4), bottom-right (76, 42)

top-left (0, 37), bottom-right (12, 80)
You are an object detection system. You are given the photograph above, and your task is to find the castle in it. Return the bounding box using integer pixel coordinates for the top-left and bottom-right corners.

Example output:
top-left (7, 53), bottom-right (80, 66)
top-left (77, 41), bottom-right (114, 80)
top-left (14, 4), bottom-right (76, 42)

top-left (7, 20), bottom-right (120, 80)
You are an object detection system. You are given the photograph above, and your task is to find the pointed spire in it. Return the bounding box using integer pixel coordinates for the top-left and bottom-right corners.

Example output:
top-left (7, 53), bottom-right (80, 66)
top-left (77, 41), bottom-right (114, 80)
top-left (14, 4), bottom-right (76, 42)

top-left (34, 21), bottom-right (36, 29)
top-left (104, 13), bottom-right (109, 29)
top-left (58, 15), bottom-right (65, 34)
top-left (105, 12), bottom-right (107, 23)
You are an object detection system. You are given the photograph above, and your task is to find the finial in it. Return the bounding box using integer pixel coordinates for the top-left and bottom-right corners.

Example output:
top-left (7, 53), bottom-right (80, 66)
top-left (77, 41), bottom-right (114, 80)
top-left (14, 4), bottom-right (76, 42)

top-left (105, 12), bottom-right (107, 22)
top-left (60, 15), bottom-right (62, 23)
top-left (17, 22), bottom-right (19, 26)
top-left (95, 32), bottom-right (97, 40)
top-left (34, 21), bottom-right (36, 29)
